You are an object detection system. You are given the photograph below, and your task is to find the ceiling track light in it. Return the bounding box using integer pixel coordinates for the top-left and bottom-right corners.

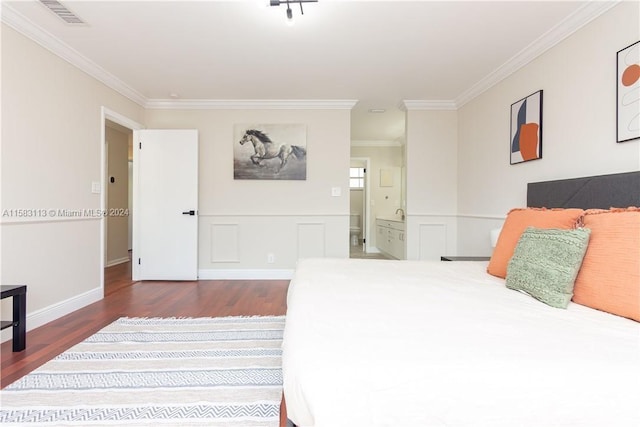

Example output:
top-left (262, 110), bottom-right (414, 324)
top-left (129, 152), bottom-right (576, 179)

top-left (270, 0), bottom-right (318, 22)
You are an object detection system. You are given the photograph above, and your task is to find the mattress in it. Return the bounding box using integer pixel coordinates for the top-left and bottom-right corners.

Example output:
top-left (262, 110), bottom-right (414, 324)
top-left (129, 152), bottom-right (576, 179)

top-left (282, 258), bottom-right (640, 427)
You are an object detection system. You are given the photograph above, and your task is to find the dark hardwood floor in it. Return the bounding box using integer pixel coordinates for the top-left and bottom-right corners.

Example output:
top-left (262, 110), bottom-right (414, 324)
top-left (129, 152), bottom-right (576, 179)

top-left (104, 254), bottom-right (135, 296)
top-left (1, 261), bottom-right (290, 426)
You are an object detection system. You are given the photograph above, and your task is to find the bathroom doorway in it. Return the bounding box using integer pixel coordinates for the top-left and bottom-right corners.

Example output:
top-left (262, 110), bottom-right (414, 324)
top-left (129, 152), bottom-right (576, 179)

top-left (349, 158), bottom-right (370, 258)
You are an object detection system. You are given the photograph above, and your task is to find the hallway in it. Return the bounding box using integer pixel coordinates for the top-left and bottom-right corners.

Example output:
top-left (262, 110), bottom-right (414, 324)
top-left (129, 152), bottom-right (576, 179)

top-left (104, 251), bottom-right (135, 296)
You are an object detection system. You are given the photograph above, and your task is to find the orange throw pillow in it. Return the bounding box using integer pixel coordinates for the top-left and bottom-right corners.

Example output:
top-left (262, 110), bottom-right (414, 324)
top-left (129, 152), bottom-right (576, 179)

top-left (487, 208), bottom-right (584, 279)
top-left (572, 208), bottom-right (640, 322)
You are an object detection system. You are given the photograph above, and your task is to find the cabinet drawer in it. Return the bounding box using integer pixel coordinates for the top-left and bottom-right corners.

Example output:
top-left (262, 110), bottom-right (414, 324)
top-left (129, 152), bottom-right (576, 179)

top-left (376, 220), bottom-right (405, 231)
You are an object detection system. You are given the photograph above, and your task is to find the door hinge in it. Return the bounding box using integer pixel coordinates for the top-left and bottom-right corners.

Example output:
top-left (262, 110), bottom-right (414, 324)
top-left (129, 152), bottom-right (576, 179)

top-left (139, 142), bottom-right (142, 149)
top-left (364, 168), bottom-right (366, 173)
top-left (138, 258), bottom-right (141, 265)
top-left (363, 238), bottom-right (366, 244)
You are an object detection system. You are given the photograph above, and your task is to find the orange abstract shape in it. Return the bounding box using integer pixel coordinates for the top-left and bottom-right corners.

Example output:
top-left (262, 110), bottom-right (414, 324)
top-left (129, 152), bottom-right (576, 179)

top-left (622, 64), bottom-right (640, 86)
top-left (519, 123), bottom-right (539, 161)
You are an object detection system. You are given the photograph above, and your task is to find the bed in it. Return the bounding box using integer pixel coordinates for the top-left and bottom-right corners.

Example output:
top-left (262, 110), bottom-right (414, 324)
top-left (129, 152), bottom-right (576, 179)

top-left (282, 172), bottom-right (640, 427)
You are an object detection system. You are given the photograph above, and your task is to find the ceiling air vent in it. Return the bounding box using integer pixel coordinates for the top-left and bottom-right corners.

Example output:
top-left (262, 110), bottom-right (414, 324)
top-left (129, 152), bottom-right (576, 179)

top-left (39, 0), bottom-right (85, 25)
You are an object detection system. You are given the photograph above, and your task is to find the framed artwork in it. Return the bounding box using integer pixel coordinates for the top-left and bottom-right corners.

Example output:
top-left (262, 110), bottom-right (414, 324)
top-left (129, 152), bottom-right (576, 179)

top-left (380, 169), bottom-right (394, 187)
top-left (234, 124), bottom-right (307, 180)
top-left (617, 41), bottom-right (640, 143)
top-left (510, 90), bottom-right (543, 165)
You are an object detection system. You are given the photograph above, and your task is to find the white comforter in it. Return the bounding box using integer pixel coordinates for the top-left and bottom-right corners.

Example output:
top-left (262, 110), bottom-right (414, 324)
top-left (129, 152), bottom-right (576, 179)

top-left (282, 258), bottom-right (640, 427)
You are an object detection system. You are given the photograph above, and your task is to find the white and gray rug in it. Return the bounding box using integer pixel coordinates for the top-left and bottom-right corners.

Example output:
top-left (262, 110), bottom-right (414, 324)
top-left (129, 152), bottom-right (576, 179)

top-left (0, 316), bottom-right (285, 426)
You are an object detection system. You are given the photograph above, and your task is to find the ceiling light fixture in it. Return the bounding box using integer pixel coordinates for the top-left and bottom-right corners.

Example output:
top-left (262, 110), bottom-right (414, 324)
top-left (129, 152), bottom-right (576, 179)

top-left (270, 0), bottom-right (318, 23)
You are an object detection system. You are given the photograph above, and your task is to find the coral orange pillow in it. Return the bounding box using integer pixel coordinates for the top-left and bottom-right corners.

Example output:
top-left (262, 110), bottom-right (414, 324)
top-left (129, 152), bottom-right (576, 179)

top-left (487, 208), bottom-right (584, 279)
top-left (572, 208), bottom-right (640, 322)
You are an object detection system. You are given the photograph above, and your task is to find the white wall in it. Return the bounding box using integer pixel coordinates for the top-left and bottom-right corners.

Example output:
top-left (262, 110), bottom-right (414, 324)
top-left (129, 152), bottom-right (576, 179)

top-left (457, 1), bottom-right (640, 256)
top-left (405, 109), bottom-right (458, 260)
top-left (143, 108), bottom-right (351, 278)
top-left (1, 24), bottom-right (144, 338)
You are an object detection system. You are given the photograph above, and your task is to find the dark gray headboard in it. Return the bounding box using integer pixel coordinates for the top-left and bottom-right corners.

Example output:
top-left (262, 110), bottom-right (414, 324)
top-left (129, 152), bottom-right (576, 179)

top-left (527, 171), bottom-right (640, 209)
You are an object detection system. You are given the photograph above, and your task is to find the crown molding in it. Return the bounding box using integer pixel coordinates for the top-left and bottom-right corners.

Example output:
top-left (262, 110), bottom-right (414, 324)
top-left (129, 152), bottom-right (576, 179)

top-left (400, 100), bottom-right (457, 111)
top-left (0, 6), bottom-right (355, 113)
top-left (1, 3), bottom-right (147, 106)
top-left (145, 99), bottom-right (359, 110)
top-left (2, 1), bottom-right (620, 113)
top-left (455, 0), bottom-right (620, 107)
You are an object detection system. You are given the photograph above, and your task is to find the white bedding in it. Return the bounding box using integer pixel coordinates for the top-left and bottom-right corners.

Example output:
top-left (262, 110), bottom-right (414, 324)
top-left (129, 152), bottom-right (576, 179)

top-left (282, 258), bottom-right (640, 427)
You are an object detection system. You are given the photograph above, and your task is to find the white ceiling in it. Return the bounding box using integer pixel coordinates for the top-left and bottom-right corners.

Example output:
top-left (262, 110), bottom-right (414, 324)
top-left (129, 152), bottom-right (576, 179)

top-left (3, 0), bottom-right (611, 141)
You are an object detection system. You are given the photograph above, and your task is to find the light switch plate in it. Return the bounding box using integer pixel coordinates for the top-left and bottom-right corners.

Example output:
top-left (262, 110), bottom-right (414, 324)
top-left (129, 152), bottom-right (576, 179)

top-left (91, 182), bottom-right (101, 194)
top-left (331, 187), bottom-right (341, 197)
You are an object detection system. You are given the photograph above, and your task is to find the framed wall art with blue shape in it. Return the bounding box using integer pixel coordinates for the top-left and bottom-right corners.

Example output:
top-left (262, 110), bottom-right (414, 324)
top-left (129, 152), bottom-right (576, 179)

top-left (510, 90), bottom-right (543, 165)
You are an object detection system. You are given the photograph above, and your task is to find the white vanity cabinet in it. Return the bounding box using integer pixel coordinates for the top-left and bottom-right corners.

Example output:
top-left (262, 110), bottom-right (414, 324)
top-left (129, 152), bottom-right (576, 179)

top-left (376, 219), bottom-right (405, 260)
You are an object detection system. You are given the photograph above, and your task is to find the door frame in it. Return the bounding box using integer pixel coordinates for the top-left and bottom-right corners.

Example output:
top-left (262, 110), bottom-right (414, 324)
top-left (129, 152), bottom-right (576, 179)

top-left (350, 157), bottom-right (371, 252)
top-left (100, 107), bottom-right (143, 291)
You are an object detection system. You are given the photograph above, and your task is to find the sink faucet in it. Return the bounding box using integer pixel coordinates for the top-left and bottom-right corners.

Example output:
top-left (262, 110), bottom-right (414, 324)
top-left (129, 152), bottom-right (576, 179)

top-left (395, 208), bottom-right (405, 220)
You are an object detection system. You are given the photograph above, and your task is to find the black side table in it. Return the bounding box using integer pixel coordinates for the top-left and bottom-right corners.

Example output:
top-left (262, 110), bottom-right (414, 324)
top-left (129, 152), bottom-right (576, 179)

top-left (1, 285), bottom-right (27, 352)
top-left (441, 256), bottom-right (490, 261)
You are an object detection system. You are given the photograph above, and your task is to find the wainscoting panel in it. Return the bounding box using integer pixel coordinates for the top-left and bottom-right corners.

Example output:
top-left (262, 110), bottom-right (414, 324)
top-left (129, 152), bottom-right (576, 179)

top-left (405, 215), bottom-right (456, 261)
top-left (297, 222), bottom-right (326, 259)
top-left (210, 223), bottom-right (240, 263)
top-left (456, 215), bottom-right (505, 257)
top-left (198, 215), bottom-right (348, 277)
top-left (418, 224), bottom-right (447, 261)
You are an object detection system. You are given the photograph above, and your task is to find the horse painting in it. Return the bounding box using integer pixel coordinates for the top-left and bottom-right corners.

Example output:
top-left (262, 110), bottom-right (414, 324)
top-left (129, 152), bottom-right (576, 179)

top-left (238, 129), bottom-right (307, 174)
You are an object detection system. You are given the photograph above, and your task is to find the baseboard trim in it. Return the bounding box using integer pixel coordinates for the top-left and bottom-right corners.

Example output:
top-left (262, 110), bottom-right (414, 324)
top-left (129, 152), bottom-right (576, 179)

top-left (198, 269), bottom-right (294, 280)
top-left (105, 257), bottom-right (130, 267)
top-left (0, 287), bottom-right (103, 343)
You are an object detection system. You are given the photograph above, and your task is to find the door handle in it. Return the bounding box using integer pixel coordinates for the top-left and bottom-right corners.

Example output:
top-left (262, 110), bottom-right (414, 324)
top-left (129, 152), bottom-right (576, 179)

top-left (182, 210), bottom-right (196, 216)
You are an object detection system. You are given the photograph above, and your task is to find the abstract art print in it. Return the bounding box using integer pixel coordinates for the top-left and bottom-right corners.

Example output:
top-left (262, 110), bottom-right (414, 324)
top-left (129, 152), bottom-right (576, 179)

top-left (510, 90), bottom-right (543, 165)
top-left (234, 124), bottom-right (307, 180)
top-left (617, 41), bottom-right (640, 143)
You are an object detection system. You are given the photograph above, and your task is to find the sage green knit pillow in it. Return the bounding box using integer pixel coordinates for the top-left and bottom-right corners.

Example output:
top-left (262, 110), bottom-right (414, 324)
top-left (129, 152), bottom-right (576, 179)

top-left (505, 227), bottom-right (591, 309)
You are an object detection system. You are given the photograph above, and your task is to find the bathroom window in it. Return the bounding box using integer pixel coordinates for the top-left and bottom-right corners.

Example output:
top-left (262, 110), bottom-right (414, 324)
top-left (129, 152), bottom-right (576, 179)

top-left (350, 167), bottom-right (365, 189)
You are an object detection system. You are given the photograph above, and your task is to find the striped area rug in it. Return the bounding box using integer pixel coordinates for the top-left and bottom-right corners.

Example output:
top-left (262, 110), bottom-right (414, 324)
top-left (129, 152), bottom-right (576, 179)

top-left (0, 316), bottom-right (285, 426)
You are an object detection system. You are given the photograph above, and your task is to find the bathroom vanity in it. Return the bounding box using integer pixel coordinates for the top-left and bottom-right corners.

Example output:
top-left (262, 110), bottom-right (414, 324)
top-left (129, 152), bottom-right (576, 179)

top-left (376, 217), bottom-right (405, 259)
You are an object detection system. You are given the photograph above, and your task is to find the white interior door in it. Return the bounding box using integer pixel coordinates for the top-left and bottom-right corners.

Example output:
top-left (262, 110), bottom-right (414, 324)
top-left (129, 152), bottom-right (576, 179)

top-left (134, 129), bottom-right (198, 280)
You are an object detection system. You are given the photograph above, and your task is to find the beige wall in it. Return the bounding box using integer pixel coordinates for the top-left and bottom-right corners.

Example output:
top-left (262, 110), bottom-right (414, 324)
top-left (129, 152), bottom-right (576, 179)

top-left (405, 109), bottom-right (458, 259)
top-left (143, 108), bottom-right (351, 274)
top-left (105, 124), bottom-right (130, 265)
top-left (3, 1), bottom-right (637, 337)
top-left (1, 24), bottom-right (144, 335)
top-left (456, 1), bottom-right (640, 256)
